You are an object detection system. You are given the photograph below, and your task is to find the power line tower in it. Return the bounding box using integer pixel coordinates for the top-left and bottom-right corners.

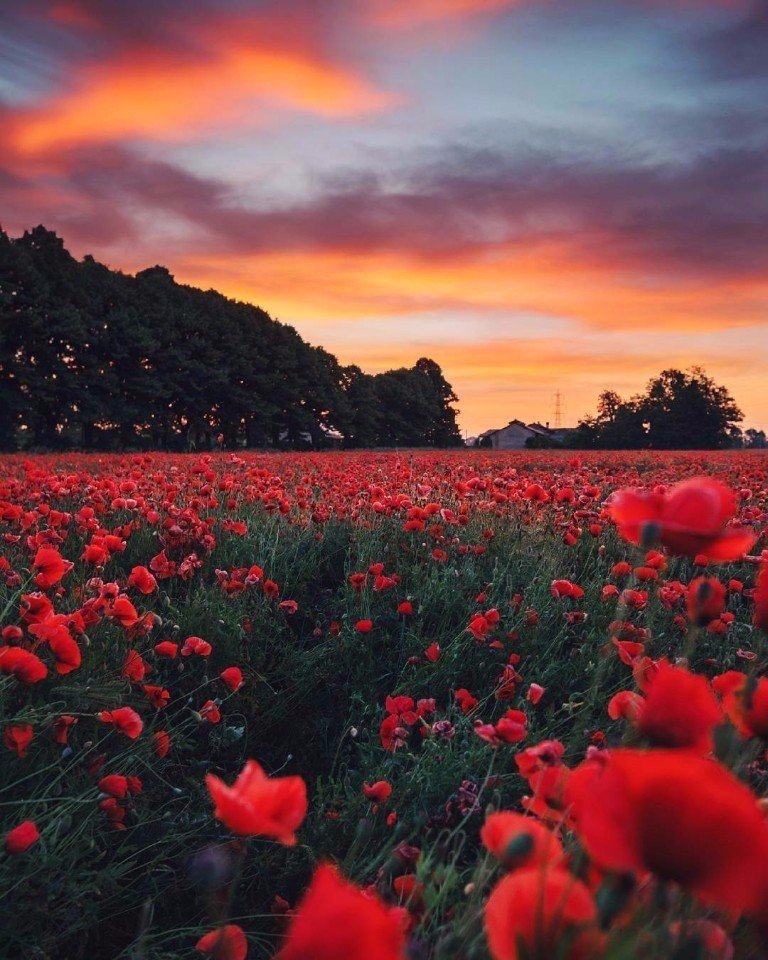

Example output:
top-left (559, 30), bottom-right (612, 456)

top-left (553, 391), bottom-right (563, 429)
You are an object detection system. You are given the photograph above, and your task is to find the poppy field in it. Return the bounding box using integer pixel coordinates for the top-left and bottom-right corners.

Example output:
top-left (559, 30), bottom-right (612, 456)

top-left (3, 449), bottom-right (768, 960)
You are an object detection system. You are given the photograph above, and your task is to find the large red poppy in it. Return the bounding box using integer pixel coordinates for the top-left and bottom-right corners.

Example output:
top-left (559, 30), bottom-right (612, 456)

top-left (275, 863), bottom-right (406, 960)
top-left (567, 749), bottom-right (768, 915)
top-left (608, 478), bottom-right (754, 560)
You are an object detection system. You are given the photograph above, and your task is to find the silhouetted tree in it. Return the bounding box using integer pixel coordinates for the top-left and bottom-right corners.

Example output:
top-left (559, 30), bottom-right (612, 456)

top-left (572, 367), bottom-right (743, 450)
top-left (0, 226), bottom-right (462, 450)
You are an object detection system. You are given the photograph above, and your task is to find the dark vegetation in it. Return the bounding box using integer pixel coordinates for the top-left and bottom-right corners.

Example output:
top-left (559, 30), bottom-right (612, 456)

top-left (0, 226), bottom-right (463, 451)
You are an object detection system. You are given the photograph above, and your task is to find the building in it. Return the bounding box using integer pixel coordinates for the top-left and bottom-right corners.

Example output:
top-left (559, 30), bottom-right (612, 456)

top-left (475, 419), bottom-right (565, 449)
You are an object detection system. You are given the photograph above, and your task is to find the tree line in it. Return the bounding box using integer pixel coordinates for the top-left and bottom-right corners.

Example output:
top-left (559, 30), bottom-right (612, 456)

top-left (567, 367), bottom-right (763, 450)
top-left (0, 227), bottom-right (463, 451)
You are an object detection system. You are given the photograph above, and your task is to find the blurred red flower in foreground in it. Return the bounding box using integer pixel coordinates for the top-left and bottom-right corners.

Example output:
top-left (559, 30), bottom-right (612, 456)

top-left (196, 924), bottom-right (248, 960)
top-left (608, 478), bottom-right (755, 560)
top-left (206, 759), bottom-right (307, 845)
top-left (567, 749), bottom-right (768, 915)
top-left (484, 866), bottom-right (601, 960)
top-left (275, 863), bottom-right (406, 960)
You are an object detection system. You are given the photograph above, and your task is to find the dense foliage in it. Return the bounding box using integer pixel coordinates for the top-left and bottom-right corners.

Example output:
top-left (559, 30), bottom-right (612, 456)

top-left (2, 449), bottom-right (768, 959)
top-left (572, 367), bottom-right (749, 450)
top-left (0, 227), bottom-right (462, 451)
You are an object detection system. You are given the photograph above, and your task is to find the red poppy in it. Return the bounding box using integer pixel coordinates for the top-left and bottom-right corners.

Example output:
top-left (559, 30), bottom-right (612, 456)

top-left (182, 635), bottom-right (212, 657)
top-left (354, 619), bottom-right (373, 634)
top-left (51, 715), bottom-right (77, 744)
top-left (153, 640), bottom-right (178, 659)
top-left (196, 925), bottom-right (248, 960)
top-left (153, 730), bottom-right (171, 758)
top-left (567, 749), bottom-right (768, 914)
top-left (143, 684), bottom-right (170, 709)
top-left (715, 671), bottom-right (768, 739)
top-left (481, 811), bottom-right (563, 869)
top-left (199, 700), bottom-right (221, 723)
top-left (32, 547), bottom-right (72, 589)
top-left (363, 780), bottom-right (392, 803)
top-left (128, 565), bottom-right (158, 594)
top-left (686, 577), bottom-right (726, 626)
top-left (484, 866), bottom-right (600, 960)
top-left (122, 649), bottom-right (149, 681)
top-left (98, 706), bottom-right (143, 739)
top-left (608, 478), bottom-right (755, 560)
top-left (754, 563), bottom-right (768, 632)
top-left (4, 723), bottom-right (34, 757)
top-left (206, 759), bottom-right (307, 844)
top-left (275, 863), bottom-right (406, 960)
top-left (4, 820), bottom-right (40, 855)
top-left (0, 646), bottom-right (47, 684)
top-left (220, 667), bottom-right (244, 691)
top-left (635, 661), bottom-right (721, 753)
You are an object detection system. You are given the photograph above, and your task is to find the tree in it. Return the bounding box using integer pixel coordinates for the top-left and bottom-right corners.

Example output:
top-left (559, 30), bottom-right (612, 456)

top-left (573, 367), bottom-right (743, 450)
top-left (1, 225), bottom-right (461, 451)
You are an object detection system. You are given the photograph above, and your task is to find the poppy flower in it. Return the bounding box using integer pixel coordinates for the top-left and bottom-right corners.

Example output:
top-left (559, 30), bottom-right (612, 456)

top-left (220, 666), bottom-right (244, 691)
top-left (122, 649), bottom-right (149, 681)
top-left (686, 577), bottom-right (726, 626)
top-left (51, 715), bottom-right (77, 745)
top-left (182, 635), bottom-right (212, 657)
top-left (206, 759), bottom-right (307, 844)
top-left (196, 925), bottom-right (248, 960)
top-left (0, 646), bottom-right (47, 684)
top-left (567, 749), bottom-right (768, 914)
top-left (4, 820), bottom-right (40, 855)
top-left (275, 863), bottom-right (406, 960)
top-left (484, 866), bottom-right (600, 960)
top-left (754, 563), bottom-right (768, 632)
top-left (715, 672), bottom-right (768, 739)
top-left (4, 723), bottom-right (34, 758)
top-left (32, 547), bottom-right (72, 589)
top-left (154, 640), bottom-right (179, 659)
top-left (143, 684), bottom-right (170, 709)
top-left (354, 619), bottom-right (373, 634)
top-left (128, 566), bottom-right (158, 594)
top-left (98, 706), bottom-right (143, 739)
top-left (635, 661), bottom-right (722, 753)
top-left (481, 811), bottom-right (563, 869)
top-left (608, 478), bottom-right (755, 560)
top-left (363, 780), bottom-right (392, 803)
top-left (153, 730), bottom-right (171, 758)
top-left (108, 596), bottom-right (140, 629)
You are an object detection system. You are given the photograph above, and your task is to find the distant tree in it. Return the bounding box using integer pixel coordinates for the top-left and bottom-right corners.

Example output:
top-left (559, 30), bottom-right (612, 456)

top-left (641, 367), bottom-right (742, 449)
top-left (745, 428), bottom-right (767, 449)
top-left (573, 367), bottom-right (743, 450)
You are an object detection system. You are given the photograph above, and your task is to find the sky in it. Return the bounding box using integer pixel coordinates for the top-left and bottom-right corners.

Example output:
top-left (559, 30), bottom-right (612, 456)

top-left (1, 0), bottom-right (767, 436)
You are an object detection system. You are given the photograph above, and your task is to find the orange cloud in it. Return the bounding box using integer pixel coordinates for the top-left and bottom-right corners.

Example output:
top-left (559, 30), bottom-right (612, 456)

top-left (10, 43), bottom-right (397, 155)
top-left (326, 337), bottom-right (764, 435)
top-left (178, 242), bottom-right (768, 333)
top-left (170, 243), bottom-right (767, 434)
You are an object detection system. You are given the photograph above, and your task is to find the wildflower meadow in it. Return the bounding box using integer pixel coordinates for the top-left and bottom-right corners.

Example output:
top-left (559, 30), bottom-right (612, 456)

top-left (2, 449), bottom-right (768, 959)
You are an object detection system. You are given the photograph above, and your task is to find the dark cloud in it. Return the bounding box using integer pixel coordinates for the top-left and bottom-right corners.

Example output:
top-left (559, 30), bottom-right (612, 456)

top-left (695, 2), bottom-right (768, 80)
top-left (3, 128), bottom-right (766, 283)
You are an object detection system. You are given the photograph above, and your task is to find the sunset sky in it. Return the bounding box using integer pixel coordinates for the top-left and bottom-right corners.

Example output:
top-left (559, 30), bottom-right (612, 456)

top-left (1, 0), bottom-right (766, 435)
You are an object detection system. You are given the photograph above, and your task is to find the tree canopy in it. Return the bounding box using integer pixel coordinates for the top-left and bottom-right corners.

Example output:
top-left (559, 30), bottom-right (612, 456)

top-left (570, 367), bottom-right (747, 450)
top-left (0, 227), bottom-right (462, 451)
